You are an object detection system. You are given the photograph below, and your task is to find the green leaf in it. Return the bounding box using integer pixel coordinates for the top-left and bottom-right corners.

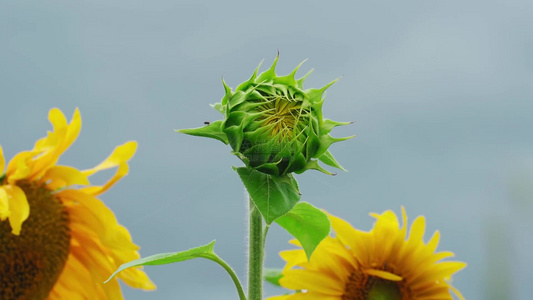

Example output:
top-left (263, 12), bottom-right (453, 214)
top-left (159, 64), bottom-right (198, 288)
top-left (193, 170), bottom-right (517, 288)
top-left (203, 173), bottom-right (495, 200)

top-left (235, 167), bottom-right (301, 224)
top-left (104, 241), bottom-right (246, 300)
top-left (275, 202), bottom-right (330, 260)
top-left (105, 241), bottom-right (217, 283)
top-left (176, 120), bottom-right (229, 144)
top-left (264, 268), bottom-right (284, 287)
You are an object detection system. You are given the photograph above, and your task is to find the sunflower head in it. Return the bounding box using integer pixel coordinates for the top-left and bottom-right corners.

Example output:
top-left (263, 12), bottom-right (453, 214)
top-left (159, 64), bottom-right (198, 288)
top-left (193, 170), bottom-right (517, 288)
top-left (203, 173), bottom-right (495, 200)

top-left (0, 108), bottom-right (155, 299)
top-left (270, 207), bottom-right (466, 300)
top-left (179, 55), bottom-right (354, 176)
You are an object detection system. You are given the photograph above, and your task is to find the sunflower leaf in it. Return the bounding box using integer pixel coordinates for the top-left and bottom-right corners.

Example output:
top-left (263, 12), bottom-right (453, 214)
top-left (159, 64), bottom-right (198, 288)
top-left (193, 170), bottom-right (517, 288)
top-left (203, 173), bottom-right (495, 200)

top-left (235, 167), bottom-right (301, 224)
top-left (275, 202), bottom-right (330, 260)
top-left (105, 240), bottom-right (246, 300)
top-left (105, 241), bottom-right (216, 283)
top-left (264, 268), bottom-right (284, 287)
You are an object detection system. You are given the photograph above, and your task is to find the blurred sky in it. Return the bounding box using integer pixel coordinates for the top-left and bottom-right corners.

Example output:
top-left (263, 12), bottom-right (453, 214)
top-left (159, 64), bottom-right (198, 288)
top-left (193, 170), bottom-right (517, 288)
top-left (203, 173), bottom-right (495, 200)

top-left (1, 0), bottom-right (532, 299)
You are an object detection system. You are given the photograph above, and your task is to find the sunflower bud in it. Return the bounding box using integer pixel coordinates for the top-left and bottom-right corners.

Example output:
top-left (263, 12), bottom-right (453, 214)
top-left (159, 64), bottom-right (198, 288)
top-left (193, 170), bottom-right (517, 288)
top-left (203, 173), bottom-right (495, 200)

top-left (179, 56), bottom-right (353, 176)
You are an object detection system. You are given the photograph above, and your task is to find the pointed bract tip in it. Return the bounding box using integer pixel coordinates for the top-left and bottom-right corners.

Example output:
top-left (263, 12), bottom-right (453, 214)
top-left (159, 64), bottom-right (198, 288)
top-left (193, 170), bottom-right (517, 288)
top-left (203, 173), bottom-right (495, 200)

top-left (222, 77), bottom-right (231, 91)
top-left (250, 59), bottom-right (264, 80)
top-left (338, 134), bottom-right (357, 142)
top-left (270, 55), bottom-right (279, 72)
top-left (288, 59), bottom-right (308, 81)
top-left (297, 68), bottom-right (314, 88)
top-left (322, 78), bottom-right (340, 91)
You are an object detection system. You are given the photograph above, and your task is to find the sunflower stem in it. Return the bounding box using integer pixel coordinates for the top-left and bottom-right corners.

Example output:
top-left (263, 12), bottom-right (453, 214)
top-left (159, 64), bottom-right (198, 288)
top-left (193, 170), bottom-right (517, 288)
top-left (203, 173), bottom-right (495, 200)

top-left (204, 255), bottom-right (247, 300)
top-left (248, 196), bottom-right (264, 300)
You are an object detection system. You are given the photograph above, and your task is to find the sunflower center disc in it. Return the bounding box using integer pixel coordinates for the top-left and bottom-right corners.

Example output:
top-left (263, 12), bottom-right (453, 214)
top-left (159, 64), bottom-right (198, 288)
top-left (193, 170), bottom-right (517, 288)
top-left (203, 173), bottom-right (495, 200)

top-left (343, 270), bottom-right (403, 300)
top-left (0, 182), bottom-right (71, 300)
top-left (259, 97), bottom-right (300, 138)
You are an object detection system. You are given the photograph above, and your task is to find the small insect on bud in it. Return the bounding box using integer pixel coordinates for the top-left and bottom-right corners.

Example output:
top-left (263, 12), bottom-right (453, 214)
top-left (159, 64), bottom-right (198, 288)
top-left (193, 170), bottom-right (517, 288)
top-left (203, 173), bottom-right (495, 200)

top-left (179, 55), bottom-right (354, 176)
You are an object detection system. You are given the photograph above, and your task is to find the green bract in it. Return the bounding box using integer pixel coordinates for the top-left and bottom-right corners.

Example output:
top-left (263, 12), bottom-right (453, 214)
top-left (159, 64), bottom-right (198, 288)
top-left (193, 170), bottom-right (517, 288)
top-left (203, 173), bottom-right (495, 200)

top-left (179, 56), bottom-right (353, 176)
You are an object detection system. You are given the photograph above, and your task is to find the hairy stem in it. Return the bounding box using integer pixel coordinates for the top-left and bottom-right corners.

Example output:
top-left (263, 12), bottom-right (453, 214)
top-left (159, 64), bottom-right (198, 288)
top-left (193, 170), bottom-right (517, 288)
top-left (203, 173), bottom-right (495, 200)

top-left (248, 196), bottom-right (264, 300)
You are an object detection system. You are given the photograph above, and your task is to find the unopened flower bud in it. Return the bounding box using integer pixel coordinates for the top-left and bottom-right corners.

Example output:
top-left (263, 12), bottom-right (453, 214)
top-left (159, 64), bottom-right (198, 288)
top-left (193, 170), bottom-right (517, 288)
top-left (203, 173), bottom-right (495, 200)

top-left (179, 56), bottom-right (353, 176)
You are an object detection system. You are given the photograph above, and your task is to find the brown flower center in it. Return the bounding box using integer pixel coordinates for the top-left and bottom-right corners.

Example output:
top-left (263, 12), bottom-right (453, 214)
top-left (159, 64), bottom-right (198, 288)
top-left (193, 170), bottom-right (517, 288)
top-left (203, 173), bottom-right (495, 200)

top-left (343, 269), bottom-right (408, 300)
top-left (0, 181), bottom-right (71, 300)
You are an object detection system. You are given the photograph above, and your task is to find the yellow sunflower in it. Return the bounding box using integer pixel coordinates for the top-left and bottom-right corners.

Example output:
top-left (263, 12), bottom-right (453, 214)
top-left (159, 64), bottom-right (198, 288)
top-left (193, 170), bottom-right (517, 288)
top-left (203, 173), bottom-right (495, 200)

top-left (270, 207), bottom-right (466, 300)
top-left (0, 108), bottom-right (155, 299)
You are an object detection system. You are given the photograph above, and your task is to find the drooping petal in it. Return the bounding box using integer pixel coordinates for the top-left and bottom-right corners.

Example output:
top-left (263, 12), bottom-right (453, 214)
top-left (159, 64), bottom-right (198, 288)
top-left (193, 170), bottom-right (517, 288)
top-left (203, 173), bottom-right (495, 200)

top-left (0, 145), bottom-right (5, 173)
top-left (57, 189), bottom-right (155, 291)
top-left (28, 108), bottom-right (82, 180)
top-left (41, 165), bottom-right (90, 190)
top-left (3, 184), bottom-right (30, 235)
top-left (6, 151), bottom-right (36, 182)
top-left (82, 162), bottom-right (129, 196)
top-left (49, 253), bottom-right (104, 299)
top-left (81, 141), bottom-right (137, 196)
top-left (82, 141), bottom-right (137, 177)
top-left (0, 187), bottom-right (10, 220)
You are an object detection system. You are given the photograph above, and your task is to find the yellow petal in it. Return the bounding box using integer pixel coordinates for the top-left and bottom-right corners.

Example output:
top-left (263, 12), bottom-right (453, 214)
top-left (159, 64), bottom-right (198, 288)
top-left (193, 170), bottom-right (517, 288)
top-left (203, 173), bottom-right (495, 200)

top-left (81, 141), bottom-right (137, 196)
top-left (0, 145), bottom-right (5, 173)
top-left (266, 296), bottom-right (291, 300)
top-left (304, 237), bottom-right (352, 281)
top-left (327, 213), bottom-right (360, 251)
top-left (61, 108), bottom-right (82, 157)
top-left (295, 292), bottom-right (340, 300)
top-left (410, 261), bottom-right (467, 287)
top-left (280, 269), bottom-right (344, 296)
top-left (70, 235), bottom-right (126, 299)
top-left (49, 107), bottom-right (69, 132)
top-left (327, 212), bottom-right (369, 264)
top-left (408, 216), bottom-right (426, 245)
top-left (50, 254), bottom-right (94, 299)
top-left (48, 281), bottom-right (88, 300)
top-left (82, 141), bottom-right (137, 177)
top-left (400, 206), bottom-right (408, 231)
top-left (28, 108), bottom-right (82, 180)
top-left (42, 165), bottom-right (90, 190)
top-left (268, 293), bottom-right (336, 300)
top-left (58, 189), bottom-right (119, 238)
top-left (82, 162), bottom-right (129, 196)
top-left (370, 210), bottom-right (399, 227)
top-left (426, 230), bottom-right (440, 253)
top-left (0, 187), bottom-right (11, 220)
top-left (288, 239), bottom-right (302, 247)
top-left (3, 184), bottom-right (30, 235)
top-left (117, 266), bottom-right (157, 290)
top-left (6, 151), bottom-right (35, 182)
top-left (364, 268), bottom-right (402, 281)
top-left (449, 284), bottom-right (466, 300)
top-left (280, 249), bottom-right (307, 271)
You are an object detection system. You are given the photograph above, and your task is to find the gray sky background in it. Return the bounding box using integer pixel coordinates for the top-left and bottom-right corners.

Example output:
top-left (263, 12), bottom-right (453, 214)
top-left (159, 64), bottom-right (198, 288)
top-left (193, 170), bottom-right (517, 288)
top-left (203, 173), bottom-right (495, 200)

top-left (1, 0), bottom-right (532, 299)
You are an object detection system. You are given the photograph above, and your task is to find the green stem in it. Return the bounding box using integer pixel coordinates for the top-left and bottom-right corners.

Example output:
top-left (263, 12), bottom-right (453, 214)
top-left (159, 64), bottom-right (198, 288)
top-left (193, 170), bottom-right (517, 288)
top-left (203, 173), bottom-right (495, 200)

top-left (263, 225), bottom-right (270, 246)
top-left (248, 196), bottom-right (264, 300)
top-left (204, 255), bottom-right (247, 300)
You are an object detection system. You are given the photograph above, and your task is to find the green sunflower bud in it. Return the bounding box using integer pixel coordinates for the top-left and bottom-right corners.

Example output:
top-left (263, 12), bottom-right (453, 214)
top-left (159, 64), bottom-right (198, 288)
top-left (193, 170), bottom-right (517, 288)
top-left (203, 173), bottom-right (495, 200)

top-left (179, 56), bottom-right (354, 176)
